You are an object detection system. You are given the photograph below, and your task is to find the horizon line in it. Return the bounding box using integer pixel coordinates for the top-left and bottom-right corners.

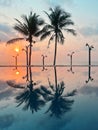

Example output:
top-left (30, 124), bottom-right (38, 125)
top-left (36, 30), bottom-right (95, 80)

top-left (0, 64), bottom-right (98, 67)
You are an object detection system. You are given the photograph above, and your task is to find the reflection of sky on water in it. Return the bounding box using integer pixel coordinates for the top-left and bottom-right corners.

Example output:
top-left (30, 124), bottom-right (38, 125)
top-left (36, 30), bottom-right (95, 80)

top-left (0, 67), bottom-right (98, 130)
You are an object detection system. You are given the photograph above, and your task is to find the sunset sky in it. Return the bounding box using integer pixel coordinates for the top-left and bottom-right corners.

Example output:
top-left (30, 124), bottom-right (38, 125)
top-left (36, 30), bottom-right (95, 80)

top-left (0, 0), bottom-right (98, 65)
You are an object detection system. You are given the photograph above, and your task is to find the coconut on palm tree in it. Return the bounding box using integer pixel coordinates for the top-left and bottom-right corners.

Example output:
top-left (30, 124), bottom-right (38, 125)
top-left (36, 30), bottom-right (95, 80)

top-left (7, 12), bottom-right (44, 66)
top-left (38, 6), bottom-right (76, 65)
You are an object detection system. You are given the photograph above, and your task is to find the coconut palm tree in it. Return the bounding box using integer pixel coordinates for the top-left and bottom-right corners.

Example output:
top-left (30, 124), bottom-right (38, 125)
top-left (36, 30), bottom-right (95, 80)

top-left (39, 67), bottom-right (77, 118)
top-left (7, 12), bottom-right (44, 66)
top-left (40, 80), bottom-right (76, 118)
top-left (37, 6), bottom-right (76, 65)
top-left (7, 67), bottom-right (46, 113)
top-left (15, 81), bottom-right (46, 113)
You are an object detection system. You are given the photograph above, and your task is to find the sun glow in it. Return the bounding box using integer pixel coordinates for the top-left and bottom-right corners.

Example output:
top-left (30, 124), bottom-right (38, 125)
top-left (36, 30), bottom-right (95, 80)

top-left (15, 47), bottom-right (19, 53)
top-left (15, 70), bottom-right (20, 75)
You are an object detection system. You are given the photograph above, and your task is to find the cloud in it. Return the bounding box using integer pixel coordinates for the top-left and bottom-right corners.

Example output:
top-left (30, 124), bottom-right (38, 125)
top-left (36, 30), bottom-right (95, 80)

top-left (0, 114), bottom-right (15, 129)
top-left (0, 104), bottom-right (9, 110)
top-left (0, 89), bottom-right (13, 100)
top-left (0, 80), bottom-right (8, 90)
top-left (0, 12), bottom-right (10, 20)
top-left (0, 23), bottom-right (16, 42)
top-left (79, 85), bottom-right (98, 96)
top-left (32, 47), bottom-right (40, 51)
top-left (0, 80), bottom-right (16, 100)
top-left (37, 113), bottom-right (73, 130)
top-left (45, 0), bottom-right (74, 7)
top-left (0, 0), bottom-right (12, 7)
top-left (79, 25), bottom-right (98, 37)
top-left (0, 23), bottom-right (12, 32)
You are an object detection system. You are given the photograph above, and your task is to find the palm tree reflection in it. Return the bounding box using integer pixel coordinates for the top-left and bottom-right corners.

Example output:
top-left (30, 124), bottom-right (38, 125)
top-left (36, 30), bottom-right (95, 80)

top-left (7, 67), bottom-right (45, 113)
top-left (40, 67), bottom-right (76, 118)
top-left (86, 66), bottom-right (94, 83)
top-left (7, 67), bottom-right (76, 117)
top-left (16, 81), bottom-right (45, 113)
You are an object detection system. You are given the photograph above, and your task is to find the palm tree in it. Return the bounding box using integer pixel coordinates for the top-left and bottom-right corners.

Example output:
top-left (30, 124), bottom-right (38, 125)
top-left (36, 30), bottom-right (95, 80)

top-left (7, 78), bottom-right (46, 113)
top-left (40, 81), bottom-right (76, 118)
top-left (38, 6), bottom-right (76, 65)
top-left (7, 12), bottom-right (44, 66)
top-left (15, 82), bottom-right (46, 113)
top-left (39, 67), bottom-right (77, 118)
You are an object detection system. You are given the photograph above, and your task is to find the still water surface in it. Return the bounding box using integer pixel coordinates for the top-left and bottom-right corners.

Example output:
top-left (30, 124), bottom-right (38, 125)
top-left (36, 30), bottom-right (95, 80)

top-left (0, 66), bottom-right (98, 130)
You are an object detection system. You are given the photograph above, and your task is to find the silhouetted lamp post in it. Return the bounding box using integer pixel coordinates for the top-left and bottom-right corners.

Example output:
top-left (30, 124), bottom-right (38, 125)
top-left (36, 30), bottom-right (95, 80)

top-left (22, 46), bottom-right (29, 66)
top-left (13, 54), bottom-right (19, 69)
top-left (67, 52), bottom-right (74, 66)
top-left (22, 46), bottom-right (29, 81)
top-left (85, 65), bottom-right (94, 83)
top-left (41, 55), bottom-right (47, 71)
top-left (67, 66), bottom-right (74, 74)
top-left (86, 43), bottom-right (94, 66)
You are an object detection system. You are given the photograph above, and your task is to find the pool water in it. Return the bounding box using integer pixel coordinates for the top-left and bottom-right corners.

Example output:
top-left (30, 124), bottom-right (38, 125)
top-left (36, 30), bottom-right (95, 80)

top-left (0, 66), bottom-right (98, 130)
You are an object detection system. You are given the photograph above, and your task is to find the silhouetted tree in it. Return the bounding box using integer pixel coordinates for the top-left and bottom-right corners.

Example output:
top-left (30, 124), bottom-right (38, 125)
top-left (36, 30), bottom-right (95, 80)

top-left (15, 81), bottom-right (45, 113)
top-left (7, 12), bottom-right (44, 66)
top-left (39, 67), bottom-right (76, 118)
top-left (37, 6), bottom-right (76, 65)
top-left (40, 81), bottom-right (76, 118)
top-left (7, 80), bottom-right (45, 113)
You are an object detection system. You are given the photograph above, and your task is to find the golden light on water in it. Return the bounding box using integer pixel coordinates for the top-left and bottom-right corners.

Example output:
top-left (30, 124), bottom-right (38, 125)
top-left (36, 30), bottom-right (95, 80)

top-left (15, 70), bottom-right (20, 75)
top-left (15, 47), bottom-right (19, 53)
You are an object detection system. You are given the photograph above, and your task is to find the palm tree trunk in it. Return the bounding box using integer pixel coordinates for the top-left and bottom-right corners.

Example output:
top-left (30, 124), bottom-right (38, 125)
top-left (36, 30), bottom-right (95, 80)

top-left (53, 35), bottom-right (57, 66)
top-left (29, 66), bottom-right (33, 91)
top-left (26, 46), bottom-right (29, 81)
top-left (29, 41), bottom-right (32, 66)
top-left (54, 67), bottom-right (57, 89)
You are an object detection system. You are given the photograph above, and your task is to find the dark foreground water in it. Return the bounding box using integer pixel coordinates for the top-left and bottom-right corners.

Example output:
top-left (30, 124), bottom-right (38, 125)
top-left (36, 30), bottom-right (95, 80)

top-left (0, 66), bottom-right (98, 130)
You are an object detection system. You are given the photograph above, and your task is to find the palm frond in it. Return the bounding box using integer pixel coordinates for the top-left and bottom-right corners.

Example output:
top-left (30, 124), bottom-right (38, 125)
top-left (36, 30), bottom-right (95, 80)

top-left (47, 34), bottom-right (55, 48)
top-left (48, 78), bottom-right (55, 91)
top-left (14, 25), bottom-right (28, 36)
top-left (34, 25), bottom-right (48, 37)
top-left (57, 30), bottom-right (65, 44)
top-left (64, 89), bottom-right (77, 97)
top-left (7, 38), bottom-right (25, 44)
top-left (21, 15), bottom-right (29, 26)
top-left (15, 18), bottom-right (25, 27)
top-left (40, 31), bottom-right (52, 40)
top-left (13, 12), bottom-right (44, 39)
top-left (60, 21), bottom-right (74, 28)
top-left (6, 80), bottom-right (25, 89)
top-left (37, 19), bottom-right (44, 25)
top-left (40, 85), bottom-right (52, 95)
top-left (64, 29), bottom-right (76, 35)
top-left (59, 14), bottom-right (71, 23)
top-left (44, 11), bottom-right (52, 21)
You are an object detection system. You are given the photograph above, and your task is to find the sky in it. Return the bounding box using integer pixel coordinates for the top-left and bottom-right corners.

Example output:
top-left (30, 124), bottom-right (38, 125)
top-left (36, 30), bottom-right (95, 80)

top-left (0, 0), bottom-right (98, 65)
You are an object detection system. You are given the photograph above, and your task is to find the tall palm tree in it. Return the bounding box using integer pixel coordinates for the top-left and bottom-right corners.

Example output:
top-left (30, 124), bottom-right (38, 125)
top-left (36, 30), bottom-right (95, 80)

top-left (40, 81), bottom-right (76, 118)
top-left (39, 67), bottom-right (77, 118)
top-left (7, 12), bottom-right (44, 66)
top-left (15, 82), bottom-right (46, 113)
top-left (38, 6), bottom-right (76, 65)
top-left (7, 67), bottom-right (46, 113)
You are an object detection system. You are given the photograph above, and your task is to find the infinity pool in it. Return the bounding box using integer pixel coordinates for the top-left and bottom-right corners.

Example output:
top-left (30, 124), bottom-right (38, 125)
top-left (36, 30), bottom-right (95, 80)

top-left (0, 66), bottom-right (98, 130)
